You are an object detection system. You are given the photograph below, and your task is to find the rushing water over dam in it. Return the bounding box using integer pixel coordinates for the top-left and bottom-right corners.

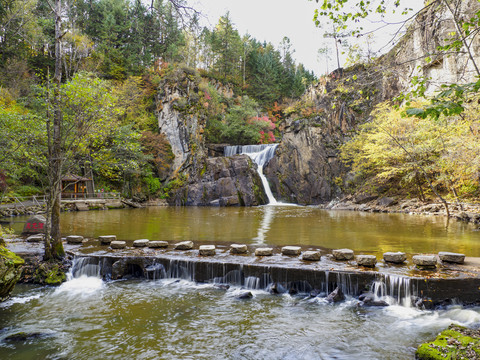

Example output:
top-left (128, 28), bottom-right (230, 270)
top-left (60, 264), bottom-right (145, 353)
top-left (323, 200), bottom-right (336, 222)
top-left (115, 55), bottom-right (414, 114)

top-left (1, 254), bottom-right (480, 360)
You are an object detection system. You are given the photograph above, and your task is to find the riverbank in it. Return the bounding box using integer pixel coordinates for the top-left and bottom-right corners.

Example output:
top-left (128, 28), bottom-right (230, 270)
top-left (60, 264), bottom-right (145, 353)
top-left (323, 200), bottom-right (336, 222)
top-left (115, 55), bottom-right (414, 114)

top-left (322, 196), bottom-right (480, 228)
top-left (0, 198), bottom-right (167, 218)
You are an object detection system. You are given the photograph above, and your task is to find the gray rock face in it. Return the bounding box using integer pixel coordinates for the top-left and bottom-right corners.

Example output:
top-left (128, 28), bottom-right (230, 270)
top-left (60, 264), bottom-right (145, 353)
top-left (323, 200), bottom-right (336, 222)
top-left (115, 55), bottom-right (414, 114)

top-left (149, 241), bottom-right (169, 248)
top-left (133, 239), bottom-right (150, 247)
top-left (199, 245), bottom-right (216, 256)
top-left (230, 244), bottom-right (248, 254)
top-left (171, 155), bottom-right (267, 206)
top-left (302, 251), bottom-right (321, 261)
top-left (99, 235), bottom-right (116, 245)
top-left (174, 241), bottom-right (194, 250)
top-left (383, 252), bottom-right (407, 264)
top-left (111, 241), bottom-right (126, 249)
top-left (264, 126), bottom-right (343, 205)
top-left (22, 215), bottom-right (46, 235)
top-left (332, 249), bottom-right (354, 261)
top-left (66, 235), bottom-right (83, 244)
top-left (438, 252), bottom-right (465, 264)
top-left (356, 255), bottom-right (377, 267)
top-left (377, 197), bottom-right (397, 207)
top-left (255, 248), bottom-right (273, 256)
top-left (281, 246), bottom-right (301, 256)
top-left (413, 255), bottom-right (437, 268)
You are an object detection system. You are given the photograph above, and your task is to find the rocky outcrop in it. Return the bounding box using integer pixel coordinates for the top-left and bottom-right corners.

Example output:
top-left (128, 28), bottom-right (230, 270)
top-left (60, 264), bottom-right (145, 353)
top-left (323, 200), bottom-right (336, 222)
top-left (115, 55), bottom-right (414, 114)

top-left (156, 67), bottom-right (208, 173)
top-left (264, 63), bottom-right (389, 205)
top-left (390, 0), bottom-right (480, 95)
top-left (169, 155), bottom-right (267, 206)
top-left (264, 123), bottom-right (344, 204)
top-left (156, 67), bottom-right (268, 206)
top-left (0, 246), bottom-right (24, 301)
top-left (264, 1), bottom-right (480, 206)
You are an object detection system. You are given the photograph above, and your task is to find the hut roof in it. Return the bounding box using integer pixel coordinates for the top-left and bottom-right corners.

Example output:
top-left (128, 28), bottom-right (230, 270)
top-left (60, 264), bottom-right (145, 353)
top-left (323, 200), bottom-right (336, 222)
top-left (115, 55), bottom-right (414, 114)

top-left (62, 174), bottom-right (91, 182)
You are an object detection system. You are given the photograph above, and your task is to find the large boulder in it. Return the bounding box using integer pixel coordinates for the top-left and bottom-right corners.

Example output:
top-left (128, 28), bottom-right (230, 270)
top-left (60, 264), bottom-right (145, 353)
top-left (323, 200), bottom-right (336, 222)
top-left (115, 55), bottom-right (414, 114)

top-left (0, 246), bottom-right (24, 301)
top-left (170, 155), bottom-right (267, 206)
top-left (22, 215), bottom-right (46, 235)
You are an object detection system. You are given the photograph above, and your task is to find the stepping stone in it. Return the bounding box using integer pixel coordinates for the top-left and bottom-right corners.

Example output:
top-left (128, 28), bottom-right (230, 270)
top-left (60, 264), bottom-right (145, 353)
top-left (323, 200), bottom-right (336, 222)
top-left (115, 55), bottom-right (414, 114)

top-left (438, 252), bottom-right (465, 264)
top-left (302, 251), bottom-right (321, 261)
top-left (26, 234), bottom-right (44, 243)
top-left (282, 246), bottom-right (301, 256)
top-left (199, 245), bottom-right (216, 256)
top-left (255, 247), bottom-right (273, 256)
top-left (99, 235), bottom-right (116, 245)
top-left (412, 255), bottom-right (437, 269)
top-left (66, 235), bottom-right (83, 244)
top-left (133, 239), bottom-right (149, 247)
top-left (383, 252), bottom-right (407, 264)
top-left (356, 255), bottom-right (377, 267)
top-left (174, 241), bottom-right (194, 250)
top-left (230, 244), bottom-right (248, 254)
top-left (332, 249), bottom-right (354, 261)
top-left (111, 241), bottom-right (126, 249)
top-left (149, 241), bottom-right (169, 248)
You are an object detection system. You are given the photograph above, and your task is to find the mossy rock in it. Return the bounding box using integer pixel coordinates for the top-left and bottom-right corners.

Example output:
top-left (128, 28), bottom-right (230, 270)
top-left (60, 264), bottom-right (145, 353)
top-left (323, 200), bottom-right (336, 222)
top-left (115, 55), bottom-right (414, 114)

top-left (416, 325), bottom-right (480, 360)
top-left (34, 263), bottom-right (66, 286)
top-left (0, 246), bottom-right (24, 267)
top-left (0, 246), bottom-right (24, 301)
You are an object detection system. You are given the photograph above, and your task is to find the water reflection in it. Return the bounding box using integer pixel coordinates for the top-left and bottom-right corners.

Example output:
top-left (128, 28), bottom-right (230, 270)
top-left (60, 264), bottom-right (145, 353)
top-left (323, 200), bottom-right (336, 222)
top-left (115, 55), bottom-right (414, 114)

top-left (252, 206), bottom-right (276, 244)
top-left (9, 206), bottom-right (480, 256)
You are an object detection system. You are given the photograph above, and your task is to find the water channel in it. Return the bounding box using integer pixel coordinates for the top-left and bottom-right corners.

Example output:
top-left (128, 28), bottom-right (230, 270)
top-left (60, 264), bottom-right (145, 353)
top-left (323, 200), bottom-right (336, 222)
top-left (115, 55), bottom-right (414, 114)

top-left (2, 205), bottom-right (480, 359)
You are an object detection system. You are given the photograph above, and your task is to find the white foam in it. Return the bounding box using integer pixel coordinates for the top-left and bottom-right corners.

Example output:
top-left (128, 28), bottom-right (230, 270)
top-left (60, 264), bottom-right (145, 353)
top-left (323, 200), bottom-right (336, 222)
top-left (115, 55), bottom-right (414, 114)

top-left (54, 275), bottom-right (104, 297)
top-left (0, 294), bottom-right (42, 308)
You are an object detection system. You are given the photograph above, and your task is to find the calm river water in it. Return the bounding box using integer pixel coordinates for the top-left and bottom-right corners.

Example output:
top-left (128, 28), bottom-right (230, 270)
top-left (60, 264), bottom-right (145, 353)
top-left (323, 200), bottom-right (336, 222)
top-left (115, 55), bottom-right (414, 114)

top-left (11, 205), bottom-right (480, 256)
top-left (2, 205), bottom-right (480, 359)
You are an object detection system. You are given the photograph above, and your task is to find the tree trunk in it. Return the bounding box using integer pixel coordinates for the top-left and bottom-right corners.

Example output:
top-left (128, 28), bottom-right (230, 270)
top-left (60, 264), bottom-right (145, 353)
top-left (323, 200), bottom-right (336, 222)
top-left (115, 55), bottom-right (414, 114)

top-left (44, 0), bottom-right (65, 261)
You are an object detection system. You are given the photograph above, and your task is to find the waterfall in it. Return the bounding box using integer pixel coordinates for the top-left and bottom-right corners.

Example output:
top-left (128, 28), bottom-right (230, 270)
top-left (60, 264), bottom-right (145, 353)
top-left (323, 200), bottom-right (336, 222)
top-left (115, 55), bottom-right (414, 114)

top-left (69, 256), bottom-right (103, 280)
top-left (371, 275), bottom-right (413, 307)
top-left (224, 144), bottom-right (279, 204)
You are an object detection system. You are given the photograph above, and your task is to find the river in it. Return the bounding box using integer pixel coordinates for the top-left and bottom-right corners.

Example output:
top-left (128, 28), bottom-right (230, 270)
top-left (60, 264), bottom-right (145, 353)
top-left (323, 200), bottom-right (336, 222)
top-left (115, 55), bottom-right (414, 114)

top-left (2, 205), bottom-right (480, 359)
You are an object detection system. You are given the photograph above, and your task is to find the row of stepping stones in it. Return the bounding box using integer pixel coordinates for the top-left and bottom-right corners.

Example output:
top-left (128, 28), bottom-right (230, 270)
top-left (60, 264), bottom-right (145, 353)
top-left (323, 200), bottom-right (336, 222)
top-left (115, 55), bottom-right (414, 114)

top-left (332, 249), bottom-right (466, 269)
top-left (67, 236), bottom-right (466, 268)
top-left (89, 237), bottom-right (321, 260)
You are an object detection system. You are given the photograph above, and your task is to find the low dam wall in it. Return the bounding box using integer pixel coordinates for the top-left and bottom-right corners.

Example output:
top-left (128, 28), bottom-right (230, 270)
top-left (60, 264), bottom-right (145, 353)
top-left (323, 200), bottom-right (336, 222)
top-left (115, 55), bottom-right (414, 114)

top-left (69, 244), bottom-right (480, 308)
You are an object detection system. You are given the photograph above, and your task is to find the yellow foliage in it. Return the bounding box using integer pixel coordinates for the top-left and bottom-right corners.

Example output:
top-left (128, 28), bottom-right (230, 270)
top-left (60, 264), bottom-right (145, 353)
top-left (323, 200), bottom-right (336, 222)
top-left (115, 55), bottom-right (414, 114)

top-left (341, 99), bottom-right (480, 198)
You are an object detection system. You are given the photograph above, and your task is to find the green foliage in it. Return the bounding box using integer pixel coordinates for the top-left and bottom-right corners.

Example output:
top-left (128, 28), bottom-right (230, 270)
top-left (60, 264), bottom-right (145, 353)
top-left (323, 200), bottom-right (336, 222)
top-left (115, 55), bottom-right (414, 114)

top-left (341, 100), bottom-right (480, 200)
top-left (0, 88), bottom-right (46, 187)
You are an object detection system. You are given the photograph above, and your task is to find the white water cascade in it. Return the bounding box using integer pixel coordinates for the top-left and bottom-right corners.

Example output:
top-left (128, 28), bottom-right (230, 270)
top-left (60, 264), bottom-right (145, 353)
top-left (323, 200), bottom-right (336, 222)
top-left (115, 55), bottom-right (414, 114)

top-left (224, 144), bottom-right (279, 205)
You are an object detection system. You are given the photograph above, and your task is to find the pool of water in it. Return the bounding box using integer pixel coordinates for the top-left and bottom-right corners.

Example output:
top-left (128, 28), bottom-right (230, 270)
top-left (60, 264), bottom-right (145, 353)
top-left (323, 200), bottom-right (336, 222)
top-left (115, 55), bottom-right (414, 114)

top-left (9, 205), bottom-right (480, 256)
top-left (1, 277), bottom-right (479, 360)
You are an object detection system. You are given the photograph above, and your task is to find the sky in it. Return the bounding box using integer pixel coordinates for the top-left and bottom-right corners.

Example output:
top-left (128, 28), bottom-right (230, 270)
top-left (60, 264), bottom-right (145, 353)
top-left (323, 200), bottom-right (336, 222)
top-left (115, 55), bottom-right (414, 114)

top-left (192, 0), bottom-right (423, 76)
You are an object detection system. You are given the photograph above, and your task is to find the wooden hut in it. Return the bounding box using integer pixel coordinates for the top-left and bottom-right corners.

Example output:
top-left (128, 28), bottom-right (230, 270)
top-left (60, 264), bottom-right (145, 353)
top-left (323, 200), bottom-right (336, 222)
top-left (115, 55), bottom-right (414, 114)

top-left (61, 174), bottom-right (94, 199)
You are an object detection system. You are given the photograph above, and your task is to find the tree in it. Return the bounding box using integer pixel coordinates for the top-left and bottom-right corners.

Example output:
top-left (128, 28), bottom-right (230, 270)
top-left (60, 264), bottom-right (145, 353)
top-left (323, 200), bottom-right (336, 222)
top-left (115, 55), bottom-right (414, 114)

top-left (211, 12), bottom-right (242, 81)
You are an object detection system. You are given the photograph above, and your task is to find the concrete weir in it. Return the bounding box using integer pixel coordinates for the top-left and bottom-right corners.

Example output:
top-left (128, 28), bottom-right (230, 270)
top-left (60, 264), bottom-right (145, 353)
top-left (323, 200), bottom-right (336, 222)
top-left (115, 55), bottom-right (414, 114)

top-left (69, 245), bottom-right (480, 307)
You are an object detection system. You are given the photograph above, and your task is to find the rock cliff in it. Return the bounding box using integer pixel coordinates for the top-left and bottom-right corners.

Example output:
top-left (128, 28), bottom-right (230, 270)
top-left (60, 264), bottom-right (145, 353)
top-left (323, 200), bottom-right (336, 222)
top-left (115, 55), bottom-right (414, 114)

top-left (265, 0), bottom-right (480, 205)
top-left (156, 67), bottom-right (267, 206)
top-left (265, 64), bottom-right (390, 204)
